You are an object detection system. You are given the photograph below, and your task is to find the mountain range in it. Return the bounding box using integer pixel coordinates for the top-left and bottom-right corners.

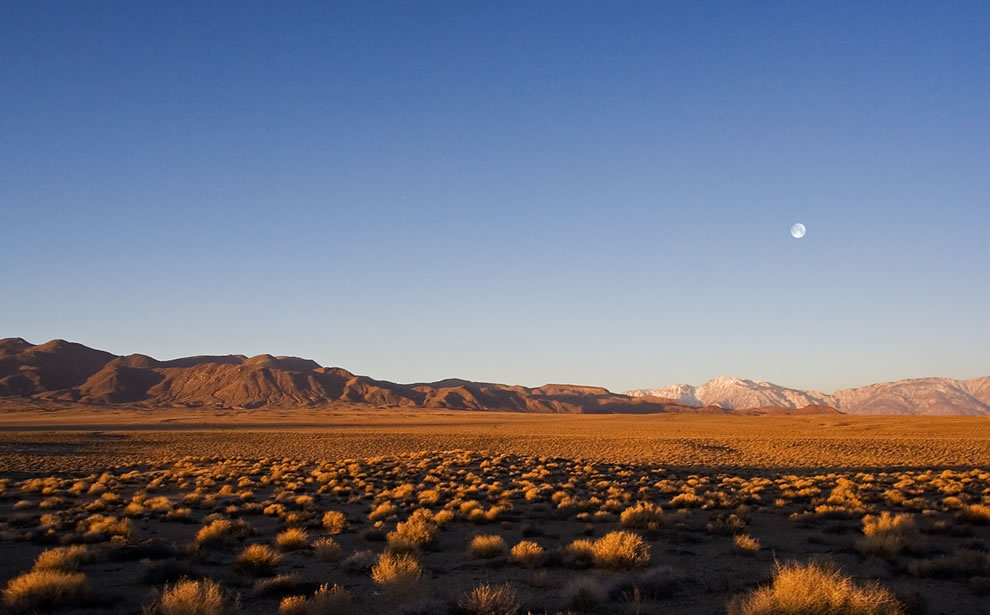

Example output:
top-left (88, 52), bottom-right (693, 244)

top-left (1, 338), bottom-right (985, 415)
top-left (0, 338), bottom-right (705, 414)
top-left (625, 376), bottom-right (990, 416)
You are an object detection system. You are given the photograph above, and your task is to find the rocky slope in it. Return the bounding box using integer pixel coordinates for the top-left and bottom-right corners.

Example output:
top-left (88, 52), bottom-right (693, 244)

top-left (0, 338), bottom-right (701, 413)
top-left (625, 376), bottom-right (990, 416)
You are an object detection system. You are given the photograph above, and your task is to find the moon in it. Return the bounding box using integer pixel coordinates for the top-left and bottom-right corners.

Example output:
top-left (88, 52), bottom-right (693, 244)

top-left (790, 223), bottom-right (806, 239)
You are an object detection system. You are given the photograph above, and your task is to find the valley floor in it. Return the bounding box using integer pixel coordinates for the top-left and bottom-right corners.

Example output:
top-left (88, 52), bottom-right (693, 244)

top-left (0, 410), bottom-right (988, 614)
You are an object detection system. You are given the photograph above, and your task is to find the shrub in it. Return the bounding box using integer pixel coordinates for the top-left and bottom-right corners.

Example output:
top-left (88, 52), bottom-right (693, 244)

top-left (958, 504), bottom-right (990, 524)
top-left (33, 545), bottom-right (90, 571)
top-left (855, 512), bottom-right (919, 559)
top-left (387, 510), bottom-right (438, 552)
top-left (2, 570), bottom-right (89, 610)
top-left (560, 575), bottom-right (606, 611)
top-left (278, 596), bottom-right (307, 615)
top-left (469, 534), bottom-right (507, 559)
top-left (313, 537), bottom-right (342, 562)
top-left (592, 531), bottom-right (650, 569)
top-left (369, 502), bottom-right (397, 522)
top-left (194, 520), bottom-right (241, 548)
top-left (908, 549), bottom-right (990, 578)
top-left (370, 551), bottom-right (423, 593)
top-left (510, 540), bottom-right (545, 567)
top-left (146, 578), bottom-right (236, 615)
top-left (670, 492), bottom-right (703, 508)
top-left (563, 539), bottom-right (596, 568)
top-left (321, 511), bottom-right (348, 534)
top-left (459, 582), bottom-right (521, 615)
top-left (275, 528), bottom-right (309, 552)
top-left (250, 574), bottom-right (306, 599)
top-left (733, 534), bottom-right (761, 555)
top-left (727, 560), bottom-right (904, 615)
top-left (234, 544), bottom-right (281, 576)
top-left (306, 584), bottom-right (354, 615)
top-left (342, 550), bottom-right (376, 574)
top-left (620, 502), bottom-right (663, 531)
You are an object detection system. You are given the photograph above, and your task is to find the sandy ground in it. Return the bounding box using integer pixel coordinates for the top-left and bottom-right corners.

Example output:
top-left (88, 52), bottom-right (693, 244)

top-left (0, 407), bottom-right (987, 614)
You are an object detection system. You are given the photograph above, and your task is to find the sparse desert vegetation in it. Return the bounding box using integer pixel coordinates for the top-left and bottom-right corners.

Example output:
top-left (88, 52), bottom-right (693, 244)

top-left (0, 412), bottom-right (987, 613)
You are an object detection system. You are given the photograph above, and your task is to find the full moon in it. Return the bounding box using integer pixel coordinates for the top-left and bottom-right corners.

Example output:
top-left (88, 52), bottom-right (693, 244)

top-left (790, 223), bottom-right (806, 239)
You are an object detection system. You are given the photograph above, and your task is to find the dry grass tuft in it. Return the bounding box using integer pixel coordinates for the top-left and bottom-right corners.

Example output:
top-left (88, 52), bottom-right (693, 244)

top-left (33, 545), bottom-right (90, 571)
top-left (147, 578), bottom-right (236, 615)
top-left (620, 501), bottom-right (663, 531)
top-left (469, 534), bottom-right (507, 559)
top-left (561, 575), bottom-right (607, 611)
top-left (234, 544), bottom-right (281, 576)
top-left (275, 528), bottom-right (309, 552)
top-left (370, 551), bottom-right (423, 593)
top-left (321, 510), bottom-right (348, 534)
top-left (387, 509), bottom-right (438, 552)
top-left (855, 512), bottom-right (919, 559)
top-left (958, 504), bottom-right (990, 524)
top-left (908, 549), bottom-right (990, 578)
top-left (733, 534), bottom-right (761, 555)
top-left (459, 582), bottom-right (521, 615)
top-left (312, 537), bottom-right (342, 562)
top-left (592, 530), bottom-right (650, 569)
top-left (727, 560), bottom-right (904, 615)
top-left (509, 540), bottom-right (545, 567)
top-left (2, 570), bottom-right (89, 610)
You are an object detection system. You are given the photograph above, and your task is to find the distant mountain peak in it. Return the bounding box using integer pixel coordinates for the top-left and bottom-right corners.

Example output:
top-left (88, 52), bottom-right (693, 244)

top-left (625, 376), bottom-right (990, 416)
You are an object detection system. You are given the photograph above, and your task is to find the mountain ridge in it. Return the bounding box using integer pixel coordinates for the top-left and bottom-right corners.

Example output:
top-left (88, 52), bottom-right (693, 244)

top-left (625, 376), bottom-right (990, 416)
top-left (2, 338), bottom-right (984, 415)
top-left (0, 338), bottom-right (723, 414)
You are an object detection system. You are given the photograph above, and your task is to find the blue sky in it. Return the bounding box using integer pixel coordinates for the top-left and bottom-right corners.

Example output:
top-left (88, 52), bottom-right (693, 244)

top-left (2, 2), bottom-right (988, 393)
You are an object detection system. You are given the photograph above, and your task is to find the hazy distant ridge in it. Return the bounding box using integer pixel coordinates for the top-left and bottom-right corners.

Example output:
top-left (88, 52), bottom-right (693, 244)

top-left (624, 376), bottom-right (990, 416)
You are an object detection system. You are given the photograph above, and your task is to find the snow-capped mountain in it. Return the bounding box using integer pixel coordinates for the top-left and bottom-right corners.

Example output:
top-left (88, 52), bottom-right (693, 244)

top-left (624, 376), bottom-right (990, 416)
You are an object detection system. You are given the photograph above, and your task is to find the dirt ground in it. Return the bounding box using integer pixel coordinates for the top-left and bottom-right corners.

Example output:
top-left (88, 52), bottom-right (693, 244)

top-left (0, 409), bottom-right (987, 614)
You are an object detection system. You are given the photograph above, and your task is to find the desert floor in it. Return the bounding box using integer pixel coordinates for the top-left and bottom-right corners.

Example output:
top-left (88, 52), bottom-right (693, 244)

top-left (0, 408), bottom-right (987, 614)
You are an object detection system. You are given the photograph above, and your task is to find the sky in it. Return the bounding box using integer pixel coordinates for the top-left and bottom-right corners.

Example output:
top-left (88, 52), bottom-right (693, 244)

top-left (2, 2), bottom-right (988, 394)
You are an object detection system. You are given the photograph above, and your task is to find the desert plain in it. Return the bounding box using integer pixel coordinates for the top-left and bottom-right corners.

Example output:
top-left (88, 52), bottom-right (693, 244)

top-left (0, 407), bottom-right (988, 614)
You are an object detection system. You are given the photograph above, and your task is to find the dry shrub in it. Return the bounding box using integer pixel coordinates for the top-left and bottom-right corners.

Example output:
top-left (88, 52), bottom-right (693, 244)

top-left (370, 551), bottom-right (423, 593)
top-left (592, 531), bottom-right (650, 569)
top-left (459, 582), bottom-right (521, 615)
top-left (560, 575), bottom-right (607, 611)
top-left (510, 540), bottom-right (545, 567)
top-left (234, 544), bottom-right (281, 576)
top-left (727, 560), bottom-right (903, 615)
top-left (306, 584), bottom-right (355, 615)
top-left (387, 509), bottom-right (438, 552)
top-left (2, 570), bottom-right (89, 610)
top-left (469, 534), bottom-right (507, 559)
top-left (433, 509), bottom-right (455, 524)
top-left (313, 537), bottom-right (342, 562)
top-left (563, 539), bottom-right (596, 568)
top-left (146, 578), bottom-right (236, 615)
top-left (958, 504), bottom-right (990, 524)
top-left (275, 528), bottom-right (309, 552)
top-left (33, 545), bottom-right (90, 571)
top-left (369, 502), bottom-right (397, 522)
top-left (321, 511), bottom-right (348, 534)
top-left (670, 492), bottom-right (703, 508)
top-left (855, 512), bottom-right (919, 559)
top-left (194, 520), bottom-right (242, 548)
top-left (342, 550), bottom-right (376, 574)
top-left (279, 596), bottom-right (307, 615)
top-left (733, 534), bottom-right (761, 555)
top-left (251, 574), bottom-right (306, 599)
top-left (908, 549), bottom-right (990, 578)
top-left (620, 502), bottom-right (663, 531)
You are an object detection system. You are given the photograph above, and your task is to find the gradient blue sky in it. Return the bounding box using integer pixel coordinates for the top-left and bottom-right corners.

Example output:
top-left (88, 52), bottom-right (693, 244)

top-left (2, 2), bottom-right (988, 393)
